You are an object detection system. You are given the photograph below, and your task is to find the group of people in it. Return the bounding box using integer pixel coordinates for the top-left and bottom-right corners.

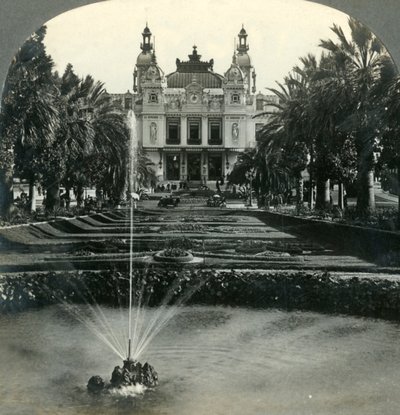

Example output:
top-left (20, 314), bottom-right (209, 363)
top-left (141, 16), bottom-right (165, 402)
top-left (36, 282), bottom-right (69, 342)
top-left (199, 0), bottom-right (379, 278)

top-left (14, 191), bottom-right (29, 209)
top-left (155, 181), bottom-right (192, 193)
top-left (215, 177), bottom-right (225, 193)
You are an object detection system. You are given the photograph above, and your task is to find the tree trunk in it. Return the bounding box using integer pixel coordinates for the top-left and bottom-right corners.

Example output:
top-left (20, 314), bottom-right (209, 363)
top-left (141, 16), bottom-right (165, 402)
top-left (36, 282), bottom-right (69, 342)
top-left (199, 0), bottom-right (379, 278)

top-left (0, 168), bottom-right (14, 216)
top-left (338, 182), bottom-right (344, 210)
top-left (316, 178), bottom-right (330, 210)
top-left (397, 165), bottom-right (400, 229)
top-left (76, 184), bottom-right (84, 207)
top-left (45, 181), bottom-right (60, 212)
top-left (29, 178), bottom-right (36, 212)
top-left (356, 168), bottom-right (375, 216)
top-left (65, 186), bottom-right (71, 210)
top-left (296, 175), bottom-right (304, 206)
top-left (308, 150), bottom-right (314, 210)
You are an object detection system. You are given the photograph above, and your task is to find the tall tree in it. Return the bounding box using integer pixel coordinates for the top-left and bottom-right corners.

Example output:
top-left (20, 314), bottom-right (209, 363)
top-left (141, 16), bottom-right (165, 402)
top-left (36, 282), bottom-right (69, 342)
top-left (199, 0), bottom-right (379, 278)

top-left (86, 82), bottom-right (129, 202)
top-left (378, 73), bottom-right (400, 225)
top-left (256, 62), bottom-right (313, 207)
top-left (319, 18), bottom-right (393, 215)
top-left (43, 68), bottom-right (94, 211)
top-left (0, 26), bottom-right (57, 215)
top-left (135, 146), bottom-right (157, 191)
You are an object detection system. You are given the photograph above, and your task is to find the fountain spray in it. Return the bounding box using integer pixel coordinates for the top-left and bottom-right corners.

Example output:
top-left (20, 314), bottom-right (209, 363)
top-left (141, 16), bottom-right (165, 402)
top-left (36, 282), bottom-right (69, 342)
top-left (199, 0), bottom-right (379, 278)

top-left (128, 109), bottom-right (135, 361)
top-left (87, 109), bottom-right (158, 394)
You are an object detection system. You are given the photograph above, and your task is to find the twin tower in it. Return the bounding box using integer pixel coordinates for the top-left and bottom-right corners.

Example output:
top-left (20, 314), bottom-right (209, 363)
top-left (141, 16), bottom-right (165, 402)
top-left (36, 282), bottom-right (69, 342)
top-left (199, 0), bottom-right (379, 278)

top-left (133, 24), bottom-right (256, 96)
top-left (129, 24), bottom-right (268, 187)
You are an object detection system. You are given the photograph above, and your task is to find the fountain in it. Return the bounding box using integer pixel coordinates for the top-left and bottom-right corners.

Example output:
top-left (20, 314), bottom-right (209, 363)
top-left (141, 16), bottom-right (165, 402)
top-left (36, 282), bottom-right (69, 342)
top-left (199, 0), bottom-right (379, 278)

top-left (87, 359), bottom-right (158, 393)
top-left (86, 109), bottom-right (159, 394)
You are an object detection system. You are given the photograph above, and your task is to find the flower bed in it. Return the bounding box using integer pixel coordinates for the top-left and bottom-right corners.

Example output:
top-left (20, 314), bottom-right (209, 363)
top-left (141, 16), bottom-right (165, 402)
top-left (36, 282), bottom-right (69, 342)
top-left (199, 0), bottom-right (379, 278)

top-left (153, 249), bottom-right (194, 263)
top-left (163, 223), bottom-right (205, 232)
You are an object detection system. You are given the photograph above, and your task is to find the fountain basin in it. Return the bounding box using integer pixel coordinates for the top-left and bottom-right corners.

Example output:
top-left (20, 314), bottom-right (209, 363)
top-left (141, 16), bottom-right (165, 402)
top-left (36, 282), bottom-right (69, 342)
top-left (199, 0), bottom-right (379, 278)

top-left (1, 305), bottom-right (400, 414)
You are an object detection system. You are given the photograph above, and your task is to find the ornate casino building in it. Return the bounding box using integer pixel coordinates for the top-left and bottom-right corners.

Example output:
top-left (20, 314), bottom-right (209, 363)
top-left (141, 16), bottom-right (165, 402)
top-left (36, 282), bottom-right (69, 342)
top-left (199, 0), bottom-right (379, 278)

top-left (110, 25), bottom-right (276, 189)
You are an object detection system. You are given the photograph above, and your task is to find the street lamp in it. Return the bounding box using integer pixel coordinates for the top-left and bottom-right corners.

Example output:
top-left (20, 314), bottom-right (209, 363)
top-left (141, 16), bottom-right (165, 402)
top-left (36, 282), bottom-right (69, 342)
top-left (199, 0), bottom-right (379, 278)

top-left (245, 168), bottom-right (256, 207)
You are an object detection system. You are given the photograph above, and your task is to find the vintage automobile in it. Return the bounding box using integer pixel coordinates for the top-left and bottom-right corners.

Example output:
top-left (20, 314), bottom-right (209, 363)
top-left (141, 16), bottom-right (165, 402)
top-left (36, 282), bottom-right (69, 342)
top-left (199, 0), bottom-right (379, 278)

top-left (157, 195), bottom-right (180, 208)
top-left (206, 194), bottom-right (227, 208)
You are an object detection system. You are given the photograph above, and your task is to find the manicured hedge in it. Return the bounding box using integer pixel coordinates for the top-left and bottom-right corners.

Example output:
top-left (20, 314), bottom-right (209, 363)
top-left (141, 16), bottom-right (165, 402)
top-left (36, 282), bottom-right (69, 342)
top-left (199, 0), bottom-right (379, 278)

top-left (1, 270), bottom-right (400, 320)
top-left (256, 211), bottom-right (400, 260)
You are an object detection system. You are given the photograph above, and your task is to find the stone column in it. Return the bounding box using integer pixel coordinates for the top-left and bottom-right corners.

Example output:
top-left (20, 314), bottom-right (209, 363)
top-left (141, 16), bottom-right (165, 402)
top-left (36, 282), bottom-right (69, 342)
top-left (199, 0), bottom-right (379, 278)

top-left (180, 150), bottom-right (186, 181)
top-left (202, 151), bottom-right (208, 184)
top-left (224, 151), bottom-right (230, 180)
top-left (158, 149), bottom-right (164, 182)
top-left (181, 115), bottom-right (187, 146)
top-left (202, 116), bottom-right (208, 146)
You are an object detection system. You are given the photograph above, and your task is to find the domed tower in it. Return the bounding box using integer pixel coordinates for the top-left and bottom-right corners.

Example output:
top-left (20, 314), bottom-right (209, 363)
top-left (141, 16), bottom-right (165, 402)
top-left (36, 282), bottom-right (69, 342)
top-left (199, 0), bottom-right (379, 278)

top-left (133, 24), bottom-right (155, 93)
top-left (141, 51), bottom-right (165, 107)
top-left (236, 26), bottom-right (256, 95)
top-left (223, 52), bottom-right (246, 147)
top-left (223, 52), bottom-right (245, 103)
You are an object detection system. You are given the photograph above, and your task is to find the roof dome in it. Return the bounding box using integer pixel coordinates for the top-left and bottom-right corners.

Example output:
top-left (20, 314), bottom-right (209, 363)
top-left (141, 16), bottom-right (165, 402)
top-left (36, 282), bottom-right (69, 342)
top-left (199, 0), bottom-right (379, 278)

top-left (224, 57), bottom-right (245, 83)
top-left (136, 51), bottom-right (153, 66)
top-left (236, 52), bottom-right (251, 67)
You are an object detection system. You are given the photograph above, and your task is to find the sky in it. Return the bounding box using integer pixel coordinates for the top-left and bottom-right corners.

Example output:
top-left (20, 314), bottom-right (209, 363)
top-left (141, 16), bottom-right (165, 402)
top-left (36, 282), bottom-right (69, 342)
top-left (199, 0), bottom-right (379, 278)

top-left (43, 0), bottom-right (351, 94)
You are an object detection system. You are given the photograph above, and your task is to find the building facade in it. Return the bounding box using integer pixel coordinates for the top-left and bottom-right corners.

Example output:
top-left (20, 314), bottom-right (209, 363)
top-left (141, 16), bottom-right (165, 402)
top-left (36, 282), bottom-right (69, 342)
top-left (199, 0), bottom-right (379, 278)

top-left (113, 25), bottom-right (276, 189)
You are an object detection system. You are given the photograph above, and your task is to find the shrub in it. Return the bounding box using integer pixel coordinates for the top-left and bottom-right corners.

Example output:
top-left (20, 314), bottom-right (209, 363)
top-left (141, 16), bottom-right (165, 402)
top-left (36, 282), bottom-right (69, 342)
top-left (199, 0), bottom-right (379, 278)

top-left (236, 240), bottom-right (267, 254)
top-left (377, 250), bottom-right (400, 267)
top-left (166, 237), bottom-right (194, 250)
top-left (161, 248), bottom-right (189, 257)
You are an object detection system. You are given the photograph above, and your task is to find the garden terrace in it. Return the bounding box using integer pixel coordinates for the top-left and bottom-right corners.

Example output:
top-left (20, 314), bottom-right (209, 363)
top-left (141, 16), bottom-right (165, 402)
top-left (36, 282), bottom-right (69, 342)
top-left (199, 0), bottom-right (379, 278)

top-left (0, 207), bottom-right (387, 274)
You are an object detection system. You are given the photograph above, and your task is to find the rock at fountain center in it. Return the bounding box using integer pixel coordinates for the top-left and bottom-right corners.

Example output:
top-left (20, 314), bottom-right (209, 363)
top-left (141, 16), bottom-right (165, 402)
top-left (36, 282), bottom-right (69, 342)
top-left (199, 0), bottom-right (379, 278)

top-left (111, 359), bottom-right (158, 388)
top-left (87, 359), bottom-right (158, 394)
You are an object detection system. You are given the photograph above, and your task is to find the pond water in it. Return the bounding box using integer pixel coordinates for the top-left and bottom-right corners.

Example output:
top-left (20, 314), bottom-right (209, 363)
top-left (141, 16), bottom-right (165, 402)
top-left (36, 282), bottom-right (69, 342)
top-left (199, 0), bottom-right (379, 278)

top-left (1, 305), bottom-right (400, 415)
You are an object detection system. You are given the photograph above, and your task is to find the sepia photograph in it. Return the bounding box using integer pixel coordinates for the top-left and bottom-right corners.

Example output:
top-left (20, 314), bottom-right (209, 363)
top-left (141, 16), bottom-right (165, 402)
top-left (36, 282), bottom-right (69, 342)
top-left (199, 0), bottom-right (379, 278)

top-left (1, 0), bottom-right (400, 414)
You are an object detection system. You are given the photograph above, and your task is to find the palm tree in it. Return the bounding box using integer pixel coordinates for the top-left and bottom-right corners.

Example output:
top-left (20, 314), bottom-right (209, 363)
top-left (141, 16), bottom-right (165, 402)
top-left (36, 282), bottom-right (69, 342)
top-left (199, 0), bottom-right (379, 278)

top-left (42, 67), bottom-right (93, 211)
top-left (229, 139), bottom-right (291, 206)
top-left (41, 68), bottom-right (130, 211)
top-left (87, 81), bottom-right (130, 202)
top-left (256, 61), bottom-right (314, 207)
top-left (135, 146), bottom-right (157, 190)
top-left (379, 72), bottom-right (400, 225)
top-left (319, 18), bottom-right (392, 215)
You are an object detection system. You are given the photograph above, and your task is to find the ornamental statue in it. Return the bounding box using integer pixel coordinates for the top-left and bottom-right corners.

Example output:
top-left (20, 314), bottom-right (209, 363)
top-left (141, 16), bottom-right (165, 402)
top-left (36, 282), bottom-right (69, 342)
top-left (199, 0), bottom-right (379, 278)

top-left (232, 123), bottom-right (239, 141)
top-left (150, 122), bottom-right (158, 142)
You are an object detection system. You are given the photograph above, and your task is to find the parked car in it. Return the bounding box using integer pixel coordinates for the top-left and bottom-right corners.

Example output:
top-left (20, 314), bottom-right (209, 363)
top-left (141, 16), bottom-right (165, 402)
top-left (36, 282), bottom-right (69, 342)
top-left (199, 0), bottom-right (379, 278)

top-left (206, 194), bottom-right (226, 208)
top-left (158, 196), bottom-right (180, 208)
top-left (138, 189), bottom-right (150, 200)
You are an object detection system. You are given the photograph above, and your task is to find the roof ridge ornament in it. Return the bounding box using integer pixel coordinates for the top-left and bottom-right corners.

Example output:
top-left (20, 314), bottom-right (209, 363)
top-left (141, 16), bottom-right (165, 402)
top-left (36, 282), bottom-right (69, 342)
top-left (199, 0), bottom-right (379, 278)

top-left (173, 46), bottom-right (215, 73)
top-left (189, 45), bottom-right (201, 62)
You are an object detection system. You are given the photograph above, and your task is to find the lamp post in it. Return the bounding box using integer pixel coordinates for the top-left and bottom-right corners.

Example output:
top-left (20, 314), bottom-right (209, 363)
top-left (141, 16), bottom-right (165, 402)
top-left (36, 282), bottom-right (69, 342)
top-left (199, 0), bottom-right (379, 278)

top-left (245, 168), bottom-right (256, 207)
